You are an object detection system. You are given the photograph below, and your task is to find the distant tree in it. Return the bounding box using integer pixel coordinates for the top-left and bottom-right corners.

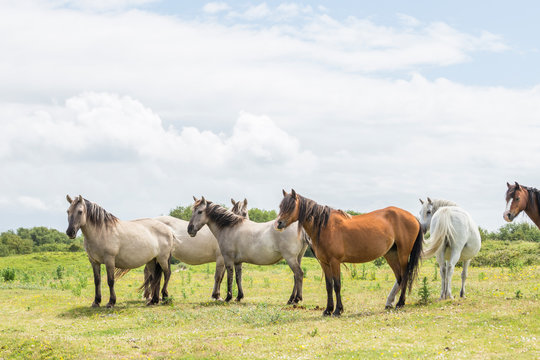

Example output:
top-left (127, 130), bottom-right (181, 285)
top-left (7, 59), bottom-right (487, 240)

top-left (0, 231), bottom-right (33, 255)
top-left (17, 226), bottom-right (70, 246)
top-left (169, 206), bottom-right (192, 221)
top-left (248, 208), bottom-right (277, 223)
top-left (488, 222), bottom-right (540, 242)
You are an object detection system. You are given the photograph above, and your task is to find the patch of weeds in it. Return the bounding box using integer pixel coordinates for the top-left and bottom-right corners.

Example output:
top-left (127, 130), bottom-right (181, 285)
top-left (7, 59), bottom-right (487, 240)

top-left (308, 327), bottom-right (318, 337)
top-left (350, 266), bottom-right (358, 279)
top-left (241, 303), bottom-right (296, 327)
top-left (55, 265), bottom-right (65, 280)
top-left (515, 290), bottom-right (522, 299)
top-left (302, 266), bottom-right (307, 278)
top-left (433, 263), bottom-right (439, 281)
top-left (1, 267), bottom-right (16, 282)
top-left (373, 257), bottom-right (385, 268)
top-left (417, 277), bottom-right (431, 305)
top-left (263, 277), bottom-right (270, 288)
top-left (478, 272), bottom-right (487, 281)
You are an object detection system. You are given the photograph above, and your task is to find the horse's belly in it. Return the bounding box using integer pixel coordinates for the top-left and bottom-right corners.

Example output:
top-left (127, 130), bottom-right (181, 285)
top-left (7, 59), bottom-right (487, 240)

top-left (172, 237), bottom-right (218, 265)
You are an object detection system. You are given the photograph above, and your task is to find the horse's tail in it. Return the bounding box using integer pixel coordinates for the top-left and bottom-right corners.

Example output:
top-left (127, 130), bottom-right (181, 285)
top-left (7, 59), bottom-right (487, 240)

top-left (422, 208), bottom-right (455, 259)
top-left (114, 268), bottom-right (131, 280)
top-left (404, 222), bottom-right (424, 293)
top-left (138, 262), bottom-right (163, 296)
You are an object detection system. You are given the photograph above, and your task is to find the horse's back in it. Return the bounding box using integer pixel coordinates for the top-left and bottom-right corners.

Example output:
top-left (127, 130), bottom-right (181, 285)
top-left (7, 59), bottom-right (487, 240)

top-left (431, 206), bottom-right (481, 260)
top-left (113, 218), bottom-right (173, 269)
top-left (154, 216), bottom-right (220, 264)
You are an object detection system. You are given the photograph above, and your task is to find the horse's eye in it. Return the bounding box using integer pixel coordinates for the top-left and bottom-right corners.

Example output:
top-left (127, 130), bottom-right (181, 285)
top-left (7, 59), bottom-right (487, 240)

top-left (427, 210), bottom-right (431, 215)
top-left (516, 197), bottom-right (520, 201)
top-left (78, 210), bottom-right (83, 214)
top-left (198, 210), bottom-right (203, 214)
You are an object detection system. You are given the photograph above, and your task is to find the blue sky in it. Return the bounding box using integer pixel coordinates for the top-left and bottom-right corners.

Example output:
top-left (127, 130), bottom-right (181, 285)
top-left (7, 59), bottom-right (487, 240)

top-left (1, 0), bottom-right (540, 232)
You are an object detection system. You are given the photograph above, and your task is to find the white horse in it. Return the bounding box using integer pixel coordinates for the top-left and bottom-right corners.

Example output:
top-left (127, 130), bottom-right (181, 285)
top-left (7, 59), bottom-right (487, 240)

top-left (419, 198), bottom-right (481, 299)
top-left (65, 195), bottom-right (174, 307)
top-left (143, 198), bottom-right (250, 300)
top-left (188, 197), bottom-right (309, 304)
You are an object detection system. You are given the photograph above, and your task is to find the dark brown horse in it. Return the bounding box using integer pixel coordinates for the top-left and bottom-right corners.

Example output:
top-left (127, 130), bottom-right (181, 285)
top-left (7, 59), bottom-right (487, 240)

top-left (504, 182), bottom-right (540, 228)
top-left (275, 189), bottom-right (423, 316)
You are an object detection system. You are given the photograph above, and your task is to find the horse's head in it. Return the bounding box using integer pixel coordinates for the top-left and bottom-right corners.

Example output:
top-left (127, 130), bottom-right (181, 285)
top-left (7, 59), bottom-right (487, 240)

top-left (504, 182), bottom-right (528, 222)
top-left (65, 194), bottom-right (86, 239)
top-left (231, 198), bottom-right (249, 220)
top-left (188, 196), bottom-right (210, 237)
top-left (276, 189), bottom-right (299, 230)
top-left (418, 197), bottom-right (434, 231)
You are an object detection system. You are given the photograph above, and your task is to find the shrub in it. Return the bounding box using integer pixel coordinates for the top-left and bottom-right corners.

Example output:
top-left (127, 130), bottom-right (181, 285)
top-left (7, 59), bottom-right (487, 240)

top-left (1, 267), bottom-right (16, 282)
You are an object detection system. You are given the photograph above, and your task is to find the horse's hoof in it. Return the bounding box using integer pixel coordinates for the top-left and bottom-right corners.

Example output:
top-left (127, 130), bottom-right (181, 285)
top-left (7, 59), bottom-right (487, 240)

top-left (91, 303), bottom-right (100, 308)
top-left (106, 303), bottom-right (114, 308)
top-left (235, 297), bottom-right (243, 302)
top-left (385, 305), bottom-right (393, 310)
top-left (224, 296), bottom-right (232, 302)
top-left (322, 310), bottom-right (332, 316)
top-left (332, 312), bottom-right (342, 317)
top-left (395, 303), bottom-right (404, 309)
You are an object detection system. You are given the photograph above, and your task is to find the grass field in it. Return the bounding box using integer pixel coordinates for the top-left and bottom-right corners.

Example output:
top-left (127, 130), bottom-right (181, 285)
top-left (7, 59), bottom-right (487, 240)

top-left (0, 249), bottom-right (538, 359)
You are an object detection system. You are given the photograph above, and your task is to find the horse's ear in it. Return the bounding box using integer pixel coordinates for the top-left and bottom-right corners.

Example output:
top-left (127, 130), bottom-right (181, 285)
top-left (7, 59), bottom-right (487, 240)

top-left (231, 198), bottom-right (236, 206)
top-left (66, 195), bottom-right (73, 204)
top-left (291, 189), bottom-right (297, 199)
top-left (427, 197), bottom-right (432, 204)
top-left (419, 198), bottom-right (424, 205)
top-left (515, 181), bottom-right (521, 190)
top-left (78, 195), bottom-right (83, 203)
top-left (282, 189), bottom-right (287, 197)
top-left (193, 196), bottom-right (199, 202)
top-left (201, 196), bottom-right (207, 205)
top-left (507, 182), bottom-right (511, 189)
top-left (243, 198), bottom-right (248, 206)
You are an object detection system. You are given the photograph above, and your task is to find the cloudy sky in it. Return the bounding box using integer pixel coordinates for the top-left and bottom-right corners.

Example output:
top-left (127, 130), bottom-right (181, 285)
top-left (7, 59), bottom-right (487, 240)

top-left (1, 0), bottom-right (540, 232)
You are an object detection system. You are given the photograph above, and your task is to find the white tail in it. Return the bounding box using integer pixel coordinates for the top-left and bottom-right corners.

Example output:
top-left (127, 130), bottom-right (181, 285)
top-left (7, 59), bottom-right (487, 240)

top-left (422, 207), bottom-right (456, 259)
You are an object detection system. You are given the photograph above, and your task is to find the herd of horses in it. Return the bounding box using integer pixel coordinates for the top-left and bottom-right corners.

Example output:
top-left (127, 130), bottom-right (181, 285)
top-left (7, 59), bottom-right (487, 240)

top-left (64, 181), bottom-right (535, 316)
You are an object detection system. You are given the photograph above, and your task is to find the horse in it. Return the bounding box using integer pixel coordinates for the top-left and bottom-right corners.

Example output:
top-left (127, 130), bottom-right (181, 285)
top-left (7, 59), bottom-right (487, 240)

top-left (419, 197), bottom-right (481, 299)
top-left (142, 198), bottom-right (250, 300)
top-left (65, 195), bottom-right (174, 307)
top-left (187, 196), bottom-right (309, 304)
top-left (504, 182), bottom-right (540, 228)
top-left (275, 189), bottom-right (423, 316)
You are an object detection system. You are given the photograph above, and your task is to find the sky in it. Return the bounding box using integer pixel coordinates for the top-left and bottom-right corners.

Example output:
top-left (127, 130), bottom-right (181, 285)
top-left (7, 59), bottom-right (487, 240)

top-left (1, 0), bottom-right (540, 232)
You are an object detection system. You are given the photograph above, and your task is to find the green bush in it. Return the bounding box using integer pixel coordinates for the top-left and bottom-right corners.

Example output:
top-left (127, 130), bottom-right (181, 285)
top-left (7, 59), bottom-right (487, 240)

top-left (471, 240), bottom-right (539, 267)
top-left (1, 267), bottom-right (16, 282)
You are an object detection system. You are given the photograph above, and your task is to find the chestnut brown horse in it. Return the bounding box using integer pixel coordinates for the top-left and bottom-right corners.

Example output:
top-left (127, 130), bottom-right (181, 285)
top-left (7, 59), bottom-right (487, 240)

top-left (504, 182), bottom-right (540, 228)
top-left (275, 190), bottom-right (423, 316)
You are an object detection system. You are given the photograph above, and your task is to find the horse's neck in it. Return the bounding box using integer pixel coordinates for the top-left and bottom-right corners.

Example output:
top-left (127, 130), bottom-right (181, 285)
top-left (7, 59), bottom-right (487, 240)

top-left (298, 218), bottom-right (319, 245)
top-left (205, 221), bottom-right (225, 242)
top-left (81, 222), bottom-right (107, 243)
top-left (524, 191), bottom-right (540, 228)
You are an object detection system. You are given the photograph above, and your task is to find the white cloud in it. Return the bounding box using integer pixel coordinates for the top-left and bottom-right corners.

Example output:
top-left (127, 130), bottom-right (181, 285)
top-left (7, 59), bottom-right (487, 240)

top-left (61, 0), bottom-right (158, 11)
top-left (203, 2), bottom-right (230, 14)
top-left (18, 196), bottom-right (49, 211)
top-left (0, 2), bottom-right (533, 232)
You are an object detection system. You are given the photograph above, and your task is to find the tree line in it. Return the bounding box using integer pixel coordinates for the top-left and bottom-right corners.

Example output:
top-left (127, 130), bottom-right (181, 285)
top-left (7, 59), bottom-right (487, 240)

top-left (0, 206), bottom-right (538, 257)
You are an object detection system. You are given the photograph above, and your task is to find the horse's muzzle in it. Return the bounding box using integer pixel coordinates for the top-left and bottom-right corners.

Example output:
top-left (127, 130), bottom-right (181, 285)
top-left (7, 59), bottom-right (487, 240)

top-left (66, 227), bottom-right (77, 239)
top-left (275, 220), bottom-right (286, 230)
top-left (503, 212), bottom-right (514, 222)
top-left (187, 224), bottom-right (196, 237)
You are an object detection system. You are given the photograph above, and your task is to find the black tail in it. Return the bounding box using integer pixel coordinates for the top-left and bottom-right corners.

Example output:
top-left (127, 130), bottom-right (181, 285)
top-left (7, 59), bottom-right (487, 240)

top-left (405, 223), bottom-right (424, 293)
top-left (139, 261), bottom-right (163, 296)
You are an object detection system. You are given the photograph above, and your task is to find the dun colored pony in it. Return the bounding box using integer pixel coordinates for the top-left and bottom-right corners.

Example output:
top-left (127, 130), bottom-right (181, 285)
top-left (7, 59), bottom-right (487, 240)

top-left (419, 198), bottom-right (481, 299)
top-left (142, 198), bottom-right (249, 300)
top-left (504, 182), bottom-right (540, 228)
top-left (276, 190), bottom-right (423, 316)
top-left (66, 195), bottom-right (174, 307)
top-left (188, 197), bottom-right (308, 304)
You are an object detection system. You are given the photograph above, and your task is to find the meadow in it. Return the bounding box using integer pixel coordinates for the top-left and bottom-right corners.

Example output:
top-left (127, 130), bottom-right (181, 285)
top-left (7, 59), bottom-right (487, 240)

top-left (0, 243), bottom-right (538, 360)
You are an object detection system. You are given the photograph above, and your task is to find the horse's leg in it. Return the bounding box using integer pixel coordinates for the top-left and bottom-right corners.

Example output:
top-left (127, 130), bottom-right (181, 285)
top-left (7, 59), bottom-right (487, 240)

top-left (90, 260), bottom-right (102, 307)
top-left (234, 263), bottom-right (244, 302)
top-left (224, 261), bottom-right (234, 302)
top-left (321, 263), bottom-right (334, 316)
top-left (330, 260), bottom-right (343, 316)
top-left (445, 249), bottom-right (461, 300)
top-left (212, 257), bottom-right (226, 300)
top-left (436, 252), bottom-right (447, 299)
top-left (392, 243), bottom-right (411, 308)
top-left (284, 257), bottom-right (303, 304)
top-left (460, 259), bottom-right (471, 298)
top-left (159, 256), bottom-right (171, 301)
top-left (384, 249), bottom-right (401, 309)
top-left (104, 257), bottom-right (116, 308)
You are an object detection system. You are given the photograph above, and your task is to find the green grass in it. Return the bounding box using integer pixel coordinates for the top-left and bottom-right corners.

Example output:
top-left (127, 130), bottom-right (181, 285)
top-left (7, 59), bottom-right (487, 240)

top-left (0, 252), bottom-right (538, 359)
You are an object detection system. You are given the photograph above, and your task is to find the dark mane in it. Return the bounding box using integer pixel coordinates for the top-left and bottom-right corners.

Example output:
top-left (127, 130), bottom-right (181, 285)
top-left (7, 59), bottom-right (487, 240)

top-left (204, 201), bottom-right (244, 229)
top-left (84, 199), bottom-right (119, 228)
top-left (280, 194), bottom-right (350, 240)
